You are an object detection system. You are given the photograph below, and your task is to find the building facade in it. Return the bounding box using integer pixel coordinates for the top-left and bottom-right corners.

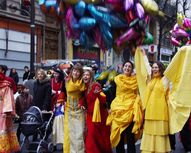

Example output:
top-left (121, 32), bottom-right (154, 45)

top-left (0, 0), bottom-right (62, 82)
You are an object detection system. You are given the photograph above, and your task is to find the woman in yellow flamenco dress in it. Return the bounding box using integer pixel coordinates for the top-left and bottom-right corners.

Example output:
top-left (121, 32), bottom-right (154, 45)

top-left (135, 48), bottom-right (171, 153)
top-left (64, 64), bottom-right (86, 153)
top-left (106, 61), bottom-right (143, 153)
top-left (135, 46), bottom-right (191, 153)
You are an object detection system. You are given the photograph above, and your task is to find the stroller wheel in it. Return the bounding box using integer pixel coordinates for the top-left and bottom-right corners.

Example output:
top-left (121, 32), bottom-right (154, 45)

top-left (37, 146), bottom-right (45, 153)
top-left (48, 142), bottom-right (54, 152)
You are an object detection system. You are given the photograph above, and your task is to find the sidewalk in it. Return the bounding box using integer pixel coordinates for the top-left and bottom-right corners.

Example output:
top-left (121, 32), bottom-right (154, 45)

top-left (14, 123), bottom-right (185, 153)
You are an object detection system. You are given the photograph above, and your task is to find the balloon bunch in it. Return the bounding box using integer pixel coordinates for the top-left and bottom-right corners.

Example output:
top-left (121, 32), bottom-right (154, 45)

top-left (66, 1), bottom-right (129, 50)
top-left (170, 13), bottom-right (191, 47)
top-left (38, 0), bottom-right (160, 51)
top-left (109, 0), bottom-right (153, 47)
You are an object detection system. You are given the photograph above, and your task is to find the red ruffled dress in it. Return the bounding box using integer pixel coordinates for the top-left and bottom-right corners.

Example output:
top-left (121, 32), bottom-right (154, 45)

top-left (85, 82), bottom-right (112, 153)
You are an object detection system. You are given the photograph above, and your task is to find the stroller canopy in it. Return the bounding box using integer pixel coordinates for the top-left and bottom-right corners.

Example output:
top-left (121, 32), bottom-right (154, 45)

top-left (22, 106), bottom-right (43, 124)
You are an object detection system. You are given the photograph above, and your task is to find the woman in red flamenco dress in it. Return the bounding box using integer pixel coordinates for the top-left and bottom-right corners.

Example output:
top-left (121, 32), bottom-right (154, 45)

top-left (83, 69), bottom-right (112, 153)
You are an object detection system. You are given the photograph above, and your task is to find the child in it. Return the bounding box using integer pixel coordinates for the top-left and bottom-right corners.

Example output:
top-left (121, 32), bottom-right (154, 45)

top-left (15, 84), bottom-right (33, 141)
top-left (52, 91), bottom-right (65, 151)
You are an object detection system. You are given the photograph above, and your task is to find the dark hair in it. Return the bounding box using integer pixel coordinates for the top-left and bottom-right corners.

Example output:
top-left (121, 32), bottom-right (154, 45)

top-left (0, 65), bottom-right (8, 74)
top-left (24, 66), bottom-right (29, 69)
top-left (152, 61), bottom-right (165, 77)
top-left (53, 67), bottom-right (64, 81)
top-left (122, 61), bottom-right (134, 70)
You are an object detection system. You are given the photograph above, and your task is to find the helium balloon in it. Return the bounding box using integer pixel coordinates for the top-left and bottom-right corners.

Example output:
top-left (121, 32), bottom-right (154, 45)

top-left (129, 18), bottom-right (139, 28)
top-left (124, 0), bottom-right (134, 12)
top-left (177, 13), bottom-right (184, 27)
top-left (65, 0), bottom-right (100, 4)
top-left (80, 31), bottom-right (95, 48)
top-left (74, 1), bottom-right (86, 17)
top-left (88, 4), bottom-right (111, 27)
top-left (116, 28), bottom-right (139, 46)
top-left (125, 9), bottom-right (135, 24)
top-left (39, 0), bottom-right (45, 5)
top-left (140, 0), bottom-right (159, 15)
top-left (171, 37), bottom-right (182, 47)
top-left (128, 9), bottom-right (136, 21)
top-left (135, 3), bottom-right (145, 19)
top-left (172, 23), bottom-right (179, 31)
top-left (108, 14), bottom-right (128, 28)
top-left (108, 70), bottom-right (118, 82)
top-left (99, 23), bottom-right (113, 49)
top-left (97, 71), bottom-right (110, 81)
top-left (171, 28), bottom-right (189, 38)
top-left (79, 17), bottom-right (96, 30)
top-left (183, 18), bottom-right (191, 29)
top-left (66, 7), bottom-right (80, 38)
top-left (143, 32), bottom-right (154, 45)
top-left (45, 0), bottom-right (57, 7)
top-left (96, 6), bottom-right (111, 13)
top-left (105, 0), bottom-right (121, 4)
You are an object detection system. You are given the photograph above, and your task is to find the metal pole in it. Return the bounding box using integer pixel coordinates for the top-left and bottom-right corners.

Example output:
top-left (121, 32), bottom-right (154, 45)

top-left (60, 21), bottom-right (65, 59)
top-left (30, 0), bottom-right (35, 72)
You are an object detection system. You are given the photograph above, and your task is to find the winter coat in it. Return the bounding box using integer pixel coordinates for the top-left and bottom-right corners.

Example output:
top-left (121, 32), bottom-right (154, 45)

top-left (33, 78), bottom-right (52, 111)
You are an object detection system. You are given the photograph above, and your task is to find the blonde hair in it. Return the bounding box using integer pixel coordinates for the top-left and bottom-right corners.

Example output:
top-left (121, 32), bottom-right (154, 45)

top-left (36, 68), bottom-right (47, 80)
top-left (83, 69), bottom-right (94, 82)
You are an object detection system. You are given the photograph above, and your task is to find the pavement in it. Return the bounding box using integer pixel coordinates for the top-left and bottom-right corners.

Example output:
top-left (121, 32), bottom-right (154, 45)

top-left (14, 123), bottom-right (186, 153)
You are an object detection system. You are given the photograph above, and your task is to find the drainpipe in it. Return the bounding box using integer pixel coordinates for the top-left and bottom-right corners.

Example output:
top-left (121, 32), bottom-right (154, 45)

top-left (30, 0), bottom-right (35, 72)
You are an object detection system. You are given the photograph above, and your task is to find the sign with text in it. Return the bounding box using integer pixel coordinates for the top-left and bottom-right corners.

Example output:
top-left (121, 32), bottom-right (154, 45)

top-left (73, 45), bottom-right (100, 67)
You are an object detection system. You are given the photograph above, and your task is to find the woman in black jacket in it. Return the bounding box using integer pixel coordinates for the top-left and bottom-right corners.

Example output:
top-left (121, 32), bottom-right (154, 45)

top-left (33, 69), bottom-right (52, 111)
top-left (9, 68), bottom-right (19, 84)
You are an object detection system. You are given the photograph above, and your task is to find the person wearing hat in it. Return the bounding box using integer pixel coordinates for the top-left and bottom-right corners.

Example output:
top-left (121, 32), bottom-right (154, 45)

top-left (50, 67), bottom-right (66, 111)
top-left (0, 64), bottom-right (20, 152)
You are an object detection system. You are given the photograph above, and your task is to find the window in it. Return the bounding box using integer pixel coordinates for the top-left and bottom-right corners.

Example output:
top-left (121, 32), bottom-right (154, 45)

top-left (0, 0), bottom-right (6, 10)
top-left (161, 54), bottom-right (170, 62)
top-left (20, 0), bottom-right (30, 16)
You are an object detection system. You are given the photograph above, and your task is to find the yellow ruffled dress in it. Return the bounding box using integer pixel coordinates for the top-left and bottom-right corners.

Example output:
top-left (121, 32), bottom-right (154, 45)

top-left (135, 48), bottom-right (171, 153)
top-left (140, 77), bottom-right (171, 153)
top-left (106, 74), bottom-right (143, 148)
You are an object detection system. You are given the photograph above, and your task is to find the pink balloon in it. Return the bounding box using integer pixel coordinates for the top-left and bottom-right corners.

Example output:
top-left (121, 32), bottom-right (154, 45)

top-left (173, 23), bottom-right (179, 31)
top-left (135, 3), bottom-right (145, 19)
top-left (66, 7), bottom-right (79, 39)
top-left (171, 37), bottom-right (181, 47)
top-left (171, 28), bottom-right (189, 38)
top-left (105, 0), bottom-right (123, 11)
top-left (183, 18), bottom-right (191, 29)
top-left (116, 28), bottom-right (139, 46)
top-left (105, 0), bottom-right (121, 4)
top-left (124, 0), bottom-right (134, 11)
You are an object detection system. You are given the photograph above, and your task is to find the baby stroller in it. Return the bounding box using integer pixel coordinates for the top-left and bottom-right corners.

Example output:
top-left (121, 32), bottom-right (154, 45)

top-left (20, 106), bottom-right (54, 153)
